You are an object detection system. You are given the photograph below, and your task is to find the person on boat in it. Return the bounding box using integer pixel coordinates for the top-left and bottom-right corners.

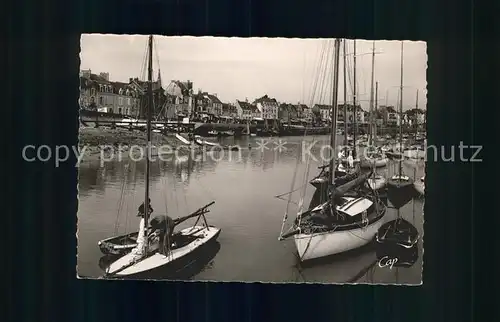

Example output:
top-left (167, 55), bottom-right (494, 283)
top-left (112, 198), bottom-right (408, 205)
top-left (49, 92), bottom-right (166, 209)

top-left (149, 215), bottom-right (175, 255)
top-left (338, 149), bottom-right (345, 160)
top-left (347, 151), bottom-right (354, 169)
top-left (133, 201), bottom-right (152, 257)
top-left (138, 198), bottom-right (153, 217)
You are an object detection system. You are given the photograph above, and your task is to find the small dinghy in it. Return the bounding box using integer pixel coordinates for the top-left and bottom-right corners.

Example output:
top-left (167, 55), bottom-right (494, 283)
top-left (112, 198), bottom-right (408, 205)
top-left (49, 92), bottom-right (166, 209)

top-left (175, 133), bottom-right (192, 145)
top-left (413, 176), bottom-right (425, 196)
top-left (194, 136), bottom-right (240, 151)
top-left (375, 218), bottom-right (419, 267)
top-left (103, 224), bottom-right (220, 279)
top-left (98, 202), bottom-right (216, 256)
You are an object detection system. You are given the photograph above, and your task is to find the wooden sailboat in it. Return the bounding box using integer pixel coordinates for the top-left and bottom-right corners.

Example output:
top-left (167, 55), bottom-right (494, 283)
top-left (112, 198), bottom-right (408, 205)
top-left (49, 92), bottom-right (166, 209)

top-left (386, 41), bottom-right (414, 207)
top-left (310, 39), bottom-right (361, 188)
top-left (278, 39), bottom-right (387, 262)
top-left (98, 35), bottom-right (220, 278)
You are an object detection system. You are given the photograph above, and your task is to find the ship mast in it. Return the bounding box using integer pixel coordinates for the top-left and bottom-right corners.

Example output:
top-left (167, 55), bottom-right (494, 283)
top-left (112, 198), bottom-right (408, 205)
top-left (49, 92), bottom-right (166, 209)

top-left (343, 40), bottom-right (348, 146)
top-left (328, 39), bottom-right (341, 187)
top-left (369, 41), bottom-right (375, 146)
top-left (352, 40), bottom-right (357, 158)
top-left (398, 41), bottom-right (404, 180)
top-left (143, 35), bottom-right (153, 252)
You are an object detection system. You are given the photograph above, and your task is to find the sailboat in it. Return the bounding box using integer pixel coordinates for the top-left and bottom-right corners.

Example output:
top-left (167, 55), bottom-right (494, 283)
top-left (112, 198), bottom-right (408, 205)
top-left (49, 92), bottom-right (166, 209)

top-left (361, 41), bottom-right (388, 172)
top-left (386, 41), bottom-right (414, 208)
top-left (278, 39), bottom-right (387, 262)
top-left (98, 35), bottom-right (221, 278)
top-left (310, 39), bottom-right (361, 188)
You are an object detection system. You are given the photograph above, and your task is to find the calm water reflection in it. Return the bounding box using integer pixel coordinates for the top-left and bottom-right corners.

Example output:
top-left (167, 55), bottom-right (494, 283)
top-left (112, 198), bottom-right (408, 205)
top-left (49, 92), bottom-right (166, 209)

top-left (77, 135), bottom-right (424, 283)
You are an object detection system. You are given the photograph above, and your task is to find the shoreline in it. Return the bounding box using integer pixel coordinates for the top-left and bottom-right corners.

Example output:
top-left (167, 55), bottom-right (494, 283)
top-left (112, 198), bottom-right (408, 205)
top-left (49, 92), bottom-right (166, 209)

top-left (79, 126), bottom-right (202, 163)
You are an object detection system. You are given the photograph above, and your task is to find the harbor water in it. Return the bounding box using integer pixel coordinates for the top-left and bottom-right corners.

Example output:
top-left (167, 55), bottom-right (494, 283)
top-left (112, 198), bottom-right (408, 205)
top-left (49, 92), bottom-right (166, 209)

top-left (77, 135), bottom-right (424, 284)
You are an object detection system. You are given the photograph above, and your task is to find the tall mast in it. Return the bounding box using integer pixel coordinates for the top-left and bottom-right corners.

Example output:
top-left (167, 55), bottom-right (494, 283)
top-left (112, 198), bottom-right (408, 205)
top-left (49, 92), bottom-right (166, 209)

top-left (352, 40), bottom-right (357, 158)
top-left (328, 38), bottom-right (341, 186)
top-left (144, 35), bottom-right (153, 244)
top-left (343, 40), bottom-right (348, 146)
top-left (398, 41), bottom-right (404, 179)
top-left (369, 41), bottom-right (375, 146)
top-left (415, 89), bottom-right (419, 138)
top-left (375, 81), bottom-right (378, 139)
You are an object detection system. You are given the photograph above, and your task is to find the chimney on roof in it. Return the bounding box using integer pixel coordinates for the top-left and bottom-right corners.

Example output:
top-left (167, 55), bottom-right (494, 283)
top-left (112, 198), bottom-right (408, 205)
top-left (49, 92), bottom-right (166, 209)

top-left (99, 72), bottom-right (109, 81)
top-left (129, 78), bottom-right (133, 83)
top-left (245, 98), bottom-right (248, 103)
top-left (198, 89), bottom-right (202, 94)
top-left (214, 93), bottom-right (217, 97)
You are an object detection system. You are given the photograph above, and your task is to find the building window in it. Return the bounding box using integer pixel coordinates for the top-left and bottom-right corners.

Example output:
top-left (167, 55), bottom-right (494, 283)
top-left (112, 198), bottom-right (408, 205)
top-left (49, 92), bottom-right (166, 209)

top-left (118, 108), bottom-right (122, 114)
top-left (119, 88), bottom-right (123, 95)
top-left (119, 97), bottom-right (123, 105)
top-left (99, 96), bottom-right (103, 105)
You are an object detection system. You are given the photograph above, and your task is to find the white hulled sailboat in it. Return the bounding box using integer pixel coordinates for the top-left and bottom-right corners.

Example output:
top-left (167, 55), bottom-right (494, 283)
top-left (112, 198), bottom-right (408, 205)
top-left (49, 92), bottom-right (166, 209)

top-left (278, 39), bottom-right (387, 262)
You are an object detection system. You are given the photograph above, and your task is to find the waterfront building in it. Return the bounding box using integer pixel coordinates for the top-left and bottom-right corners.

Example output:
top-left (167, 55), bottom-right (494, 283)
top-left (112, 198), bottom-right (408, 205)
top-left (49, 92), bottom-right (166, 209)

top-left (128, 72), bottom-right (165, 118)
top-left (112, 82), bottom-right (141, 116)
top-left (294, 103), bottom-right (310, 119)
top-left (235, 99), bottom-right (259, 120)
top-left (278, 103), bottom-right (298, 122)
top-left (79, 70), bottom-right (141, 115)
top-left (193, 91), bottom-right (223, 118)
top-left (253, 94), bottom-right (279, 120)
top-left (164, 80), bottom-right (193, 118)
top-left (221, 103), bottom-right (238, 118)
top-left (377, 105), bottom-right (398, 125)
top-left (312, 104), bottom-right (332, 122)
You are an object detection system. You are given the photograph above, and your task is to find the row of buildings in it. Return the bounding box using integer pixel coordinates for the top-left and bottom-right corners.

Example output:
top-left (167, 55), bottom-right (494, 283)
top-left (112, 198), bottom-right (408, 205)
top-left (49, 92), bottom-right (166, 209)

top-left (79, 70), bottom-right (425, 126)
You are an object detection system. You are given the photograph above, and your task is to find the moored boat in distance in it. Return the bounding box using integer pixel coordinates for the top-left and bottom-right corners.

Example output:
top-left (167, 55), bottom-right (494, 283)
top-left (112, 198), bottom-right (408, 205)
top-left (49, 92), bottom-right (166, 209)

top-left (175, 133), bottom-right (192, 145)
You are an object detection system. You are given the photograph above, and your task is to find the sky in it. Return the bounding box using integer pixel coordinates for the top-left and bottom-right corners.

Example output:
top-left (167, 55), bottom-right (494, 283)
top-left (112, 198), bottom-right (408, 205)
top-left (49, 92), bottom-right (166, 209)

top-left (80, 35), bottom-right (427, 111)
